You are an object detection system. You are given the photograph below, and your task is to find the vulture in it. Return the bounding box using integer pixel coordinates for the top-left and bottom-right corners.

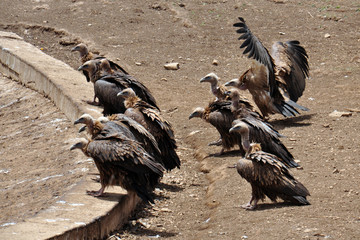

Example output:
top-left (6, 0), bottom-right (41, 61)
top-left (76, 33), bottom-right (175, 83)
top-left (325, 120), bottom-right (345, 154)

top-left (229, 120), bottom-right (298, 168)
top-left (189, 100), bottom-right (243, 155)
top-left (70, 128), bottom-right (164, 203)
top-left (74, 113), bottom-right (163, 188)
top-left (234, 134), bottom-right (310, 209)
top-left (226, 17), bottom-right (309, 118)
top-left (71, 43), bottom-right (128, 83)
top-left (200, 72), bottom-right (229, 100)
top-left (117, 88), bottom-right (180, 171)
top-left (78, 59), bottom-right (159, 115)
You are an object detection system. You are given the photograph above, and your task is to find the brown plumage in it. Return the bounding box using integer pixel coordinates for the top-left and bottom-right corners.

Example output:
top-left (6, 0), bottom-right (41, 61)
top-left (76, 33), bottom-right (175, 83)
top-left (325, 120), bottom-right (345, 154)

top-left (227, 17), bottom-right (309, 118)
top-left (236, 143), bottom-right (310, 210)
top-left (229, 119), bottom-right (298, 168)
top-left (70, 127), bottom-right (164, 203)
top-left (117, 88), bottom-right (180, 171)
top-left (189, 100), bottom-right (243, 155)
top-left (78, 59), bottom-right (159, 115)
top-left (71, 43), bottom-right (128, 77)
top-left (200, 72), bottom-right (229, 101)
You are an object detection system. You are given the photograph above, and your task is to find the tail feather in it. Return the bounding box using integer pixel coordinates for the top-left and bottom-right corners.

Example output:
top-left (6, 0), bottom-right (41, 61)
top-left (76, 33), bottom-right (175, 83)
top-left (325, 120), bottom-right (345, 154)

top-left (286, 99), bottom-right (309, 111)
top-left (292, 196), bottom-right (310, 205)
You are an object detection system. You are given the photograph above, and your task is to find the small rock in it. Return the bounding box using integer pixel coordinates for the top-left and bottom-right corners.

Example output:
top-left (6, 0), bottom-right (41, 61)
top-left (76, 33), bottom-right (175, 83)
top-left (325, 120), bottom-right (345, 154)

top-left (346, 108), bottom-right (360, 113)
top-left (329, 185), bottom-right (334, 189)
top-left (212, 59), bottom-right (219, 66)
top-left (279, 31), bottom-right (286, 35)
top-left (329, 110), bottom-right (352, 117)
top-left (160, 78), bottom-right (167, 81)
top-left (164, 62), bottom-right (180, 70)
top-left (297, 166), bottom-right (303, 170)
top-left (135, 62), bottom-right (142, 66)
top-left (160, 208), bottom-right (172, 212)
top-left (304, 228), bottom-right (312, 233)
top-left (294, 159), bottom-right (301, 163)
top-left (324, 33), bottom-right (331, 38)
top-left (323, 124), bottom-right (330, 128)
top-left (332, 168), bottom-right (339, 174)
top-left (188, 130), bottom-right (201, 136)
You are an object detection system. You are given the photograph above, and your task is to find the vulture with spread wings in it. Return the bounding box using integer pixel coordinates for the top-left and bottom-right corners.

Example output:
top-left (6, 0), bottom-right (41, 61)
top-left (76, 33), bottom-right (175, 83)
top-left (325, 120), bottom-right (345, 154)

top-left (226, 17), bottom-right (309, 118)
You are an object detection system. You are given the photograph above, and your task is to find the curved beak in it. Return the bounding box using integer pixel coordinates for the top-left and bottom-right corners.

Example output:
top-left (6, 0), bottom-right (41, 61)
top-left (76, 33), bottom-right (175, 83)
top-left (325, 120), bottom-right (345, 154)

top-left (71, 46), bottom-right (79, 52)
top-left (229, 125), bottom-right (241, 133)
top-left (199, 76), bottom-right (209, 83)
top-left (70, 142), bottom-right (82, 151)
top-left (74, 117), bottom-right (85, 125)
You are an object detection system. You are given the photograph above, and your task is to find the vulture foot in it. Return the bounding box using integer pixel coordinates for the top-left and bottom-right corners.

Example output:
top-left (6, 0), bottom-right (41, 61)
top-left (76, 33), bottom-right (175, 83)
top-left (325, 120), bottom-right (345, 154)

top-left (208, 138), bottom-right (222, 146)
top-left (86, 187), bottom-right (105, 197)
top-left (241, 203), bottom-right (255, 210)
top-left (84, 99), bottom-right (101, 106)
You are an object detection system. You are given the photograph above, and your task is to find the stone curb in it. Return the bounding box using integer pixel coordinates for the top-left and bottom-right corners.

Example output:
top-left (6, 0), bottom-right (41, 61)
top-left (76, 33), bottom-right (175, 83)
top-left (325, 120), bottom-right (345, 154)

top-left (0, 31), bottom-right (140, 240)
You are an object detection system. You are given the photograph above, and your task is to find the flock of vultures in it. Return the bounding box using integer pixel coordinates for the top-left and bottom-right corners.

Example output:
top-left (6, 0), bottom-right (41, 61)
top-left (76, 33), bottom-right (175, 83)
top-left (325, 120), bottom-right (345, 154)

top-left (69, 17), bottom-right (311, 210)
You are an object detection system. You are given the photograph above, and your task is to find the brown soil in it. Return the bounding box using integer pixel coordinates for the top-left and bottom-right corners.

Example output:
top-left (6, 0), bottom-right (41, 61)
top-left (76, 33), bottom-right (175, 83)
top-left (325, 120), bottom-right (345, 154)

top-left (1, 0), bottom-right (360, 239)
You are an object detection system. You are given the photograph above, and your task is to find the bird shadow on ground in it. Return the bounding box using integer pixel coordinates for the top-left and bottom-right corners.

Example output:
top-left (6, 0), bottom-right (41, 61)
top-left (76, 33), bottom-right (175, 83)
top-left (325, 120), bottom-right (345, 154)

top-left (121, 224), bottom-right (178, 238)
top-left (242, 202), bottom-right (310, 211)
top-left (206, 149), bottom-right (244, 159)
top-left (93, 192), bottom-right (127, 202)
top-left (270, 113), bottom-right (315, 131)
top-left (157, 182), bottom-right (185, 192)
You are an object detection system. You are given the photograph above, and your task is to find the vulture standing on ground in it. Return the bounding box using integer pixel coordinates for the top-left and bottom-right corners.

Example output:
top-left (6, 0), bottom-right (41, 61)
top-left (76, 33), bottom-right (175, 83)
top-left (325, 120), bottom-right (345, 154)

top-left (70, 118), bottom-right (164, 203)
top-left (226, 17), bottom-right (309, 118)
top-left (189, 100), bottom-right (243, 155)
top-left (78, 59), bottom-right (159, 115)
top-left (75, 113), bottom-right (163, 188)
top-left (71, 43), bottom-right (128, 81)
top-left (233, 122), bottom-right (310, 209)
top-left (225, 88), bottom-right (298, 167)
top-left (117, 88), bottom-right (180, 171)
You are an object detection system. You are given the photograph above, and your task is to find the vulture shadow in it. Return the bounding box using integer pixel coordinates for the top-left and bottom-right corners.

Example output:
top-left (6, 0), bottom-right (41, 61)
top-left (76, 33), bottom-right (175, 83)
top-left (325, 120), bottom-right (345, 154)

top-left (269, 113), bottom-right (315, 131)
top-left (122, 226), bottom-right (178, 238)
top-left (206, 149), bottom-right (244, 159)
top-left (156, 182), bottom-right (185, 192)
top-left (249, 201), bottom-right (311, 211)
top-left (94, 192), bottom-right (127, 202)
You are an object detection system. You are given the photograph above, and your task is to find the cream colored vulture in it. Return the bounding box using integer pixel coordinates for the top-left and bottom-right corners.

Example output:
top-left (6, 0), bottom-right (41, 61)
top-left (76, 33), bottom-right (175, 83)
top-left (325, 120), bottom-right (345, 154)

top-left (200, 72), bottom-right (229, 101)
top-left (226, 17), bottom-right (309, 118)
top-left (117, 88), bottom-right (180, 171)
top-left (233, 122), bottom-right (310, 210)
top-left (70, 119), bottom-right (164, 203)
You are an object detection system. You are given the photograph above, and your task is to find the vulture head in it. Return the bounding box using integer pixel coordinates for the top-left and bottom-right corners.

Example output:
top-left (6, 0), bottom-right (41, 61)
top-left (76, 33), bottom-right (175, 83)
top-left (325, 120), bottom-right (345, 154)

top-left (224, 88), bottom-right (241, 100)
top-left (189, 107), bottom-right (205, 120)
top-left (229, 120), bottom-right (250, 152)
top-left (117, 88), bottom-right (136, 99)
top-left (200, 72), bottom-right (219, 84)
top-left (99, 59), bottom-right (114, 75)
top-left (70, 138), bottom-right (89, 152)
top-left (74, 114), bottom-right (95, 133)
top-left (224, 78), bottom-right (242, 89)
top-left (71, 43), bottom-right (89, 57)
top-left (78, 59), bottom-right (101, 72)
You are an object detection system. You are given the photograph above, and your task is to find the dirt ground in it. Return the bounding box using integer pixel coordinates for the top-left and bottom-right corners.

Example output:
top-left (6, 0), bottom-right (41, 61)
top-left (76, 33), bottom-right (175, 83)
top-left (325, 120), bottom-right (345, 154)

top-left (1, 0), bottom-right (359, 239)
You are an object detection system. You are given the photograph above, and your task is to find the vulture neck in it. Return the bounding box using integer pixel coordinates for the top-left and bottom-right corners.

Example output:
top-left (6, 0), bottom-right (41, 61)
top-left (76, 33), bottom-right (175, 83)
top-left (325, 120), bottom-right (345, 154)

top-left (125, 96), bottom-right (140, 109)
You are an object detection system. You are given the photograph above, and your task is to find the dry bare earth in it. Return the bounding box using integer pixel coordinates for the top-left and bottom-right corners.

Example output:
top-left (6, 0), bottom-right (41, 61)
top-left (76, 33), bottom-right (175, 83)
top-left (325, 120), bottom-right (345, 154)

top-left (1, 0), bottom-right (359, 239)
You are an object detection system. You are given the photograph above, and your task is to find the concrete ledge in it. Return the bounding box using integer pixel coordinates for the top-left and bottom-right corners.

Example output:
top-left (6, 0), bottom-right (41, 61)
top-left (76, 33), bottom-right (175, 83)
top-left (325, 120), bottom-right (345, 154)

top-left (0, 31), bottom-right (140, 239)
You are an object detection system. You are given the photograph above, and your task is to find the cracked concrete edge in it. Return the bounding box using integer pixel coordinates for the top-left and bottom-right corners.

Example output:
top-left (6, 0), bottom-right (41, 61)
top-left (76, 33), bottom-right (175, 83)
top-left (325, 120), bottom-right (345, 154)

top-left (0, 31), bottom-right (140, 239)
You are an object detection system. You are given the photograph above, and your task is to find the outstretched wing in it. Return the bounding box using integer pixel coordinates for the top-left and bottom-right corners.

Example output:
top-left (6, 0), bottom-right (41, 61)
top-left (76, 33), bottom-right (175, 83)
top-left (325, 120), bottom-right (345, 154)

top-left (233, 17), bottom-right (277, 97)
top-left (272, 41), bottom-right (309, 101)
